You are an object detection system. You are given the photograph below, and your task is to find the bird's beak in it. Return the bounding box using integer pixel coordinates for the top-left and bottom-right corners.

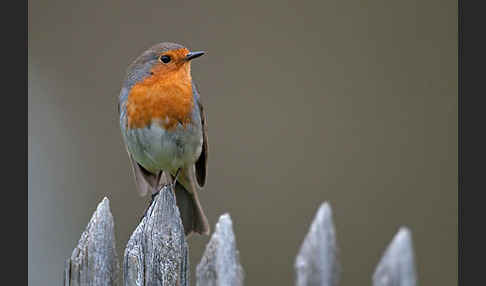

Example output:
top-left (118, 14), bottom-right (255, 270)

top-left (185, 51), bottom-right (205, 61)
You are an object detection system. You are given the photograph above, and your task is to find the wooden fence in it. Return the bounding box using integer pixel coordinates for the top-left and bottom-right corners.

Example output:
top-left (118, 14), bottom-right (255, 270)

top-left (64, 185), bottom-right (417, 286)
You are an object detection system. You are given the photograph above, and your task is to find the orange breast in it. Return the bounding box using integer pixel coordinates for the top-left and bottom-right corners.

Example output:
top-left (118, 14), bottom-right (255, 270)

top-left (126, 64), bottom-right (194, 130)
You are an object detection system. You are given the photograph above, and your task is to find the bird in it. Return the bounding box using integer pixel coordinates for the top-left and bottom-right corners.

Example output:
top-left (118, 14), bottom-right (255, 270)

top-left (118, 42), bottom-right (210, 236)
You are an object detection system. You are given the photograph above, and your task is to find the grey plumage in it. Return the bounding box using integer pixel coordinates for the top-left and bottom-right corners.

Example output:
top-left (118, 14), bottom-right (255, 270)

top-left (118, 42), bottom-right (210, 236)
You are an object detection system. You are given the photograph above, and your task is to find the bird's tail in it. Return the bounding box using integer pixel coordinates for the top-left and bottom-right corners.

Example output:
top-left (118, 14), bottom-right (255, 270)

top-left (161, 171), bottom-right (210, 236)
top-left (174, 180), bottom-right (210, 236)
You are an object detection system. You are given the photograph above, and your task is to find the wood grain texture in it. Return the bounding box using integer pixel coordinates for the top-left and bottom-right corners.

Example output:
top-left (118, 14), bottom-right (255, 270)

top-left (123, 185), bottom-right (189, 286)
top-left (196, 213), bottom-right (244, 286)
top-left (64, 197), bottom-right (120, 286)
top-left (372, 227), bottom-right (417, 286)
top-left (63, 197), bottom-right (419, 286)
top-left (294, 202), bottom-right (340, 286)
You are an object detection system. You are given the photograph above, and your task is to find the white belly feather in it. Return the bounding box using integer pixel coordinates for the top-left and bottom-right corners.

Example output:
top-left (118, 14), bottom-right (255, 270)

top-left (124, 119), bottom-right (203, 174)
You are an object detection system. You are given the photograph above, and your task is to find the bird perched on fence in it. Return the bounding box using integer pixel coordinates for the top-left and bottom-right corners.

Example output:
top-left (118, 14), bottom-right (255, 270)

top-left (118, 42), bottom-right (210, 236)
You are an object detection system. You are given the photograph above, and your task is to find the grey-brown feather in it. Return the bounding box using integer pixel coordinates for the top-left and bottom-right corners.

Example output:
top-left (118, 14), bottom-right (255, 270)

top-left (195, 96), bottom-right (208, 187)
top-left (127, 155), bottom-right (209, 236)
top-left (127, 151), bottom-right (156, 197)
top-left (119, 42), bottom-right (210, 236)
top-left (125, 126), bottom-right (210, 236)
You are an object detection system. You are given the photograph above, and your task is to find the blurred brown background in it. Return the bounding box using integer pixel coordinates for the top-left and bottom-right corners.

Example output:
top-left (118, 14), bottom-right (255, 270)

top-left (28, 0), bottom-right (457, 285)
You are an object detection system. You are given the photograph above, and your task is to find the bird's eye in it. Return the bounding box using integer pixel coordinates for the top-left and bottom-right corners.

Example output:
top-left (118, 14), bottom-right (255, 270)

top-left (159, 55), bottom-right (171, 63)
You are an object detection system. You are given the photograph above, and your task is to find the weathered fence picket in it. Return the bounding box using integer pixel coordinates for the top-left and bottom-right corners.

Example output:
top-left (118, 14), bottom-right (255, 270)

top-left (64, 197), bottom-right (120, 286)
top-left (123, 185), bottom-right (189, 286)
top-left (196, 213), bottom-right (244, 286)
top-left (372, 227), bottom-right (417, 286)
top-left (295, 202), bottom-right (339, 286)
top-left (64, 190), bottom-right (418, 286)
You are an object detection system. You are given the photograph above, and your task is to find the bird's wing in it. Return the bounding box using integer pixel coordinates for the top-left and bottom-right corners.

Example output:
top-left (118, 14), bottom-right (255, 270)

top-left (119, 93), bottom-right (159, 197)
top-left (127, 150), bottom-right (158, 197)
top-left (195, 94), bottom-right (208, 188)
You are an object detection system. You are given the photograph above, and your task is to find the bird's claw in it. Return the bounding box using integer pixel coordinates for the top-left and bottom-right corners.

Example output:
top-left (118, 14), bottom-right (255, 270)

top-left (140, 190), bottom-right (160, 222)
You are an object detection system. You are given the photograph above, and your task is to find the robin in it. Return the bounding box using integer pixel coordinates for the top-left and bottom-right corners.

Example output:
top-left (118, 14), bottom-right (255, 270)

top-left (118, 42), bottom-right (210, 236)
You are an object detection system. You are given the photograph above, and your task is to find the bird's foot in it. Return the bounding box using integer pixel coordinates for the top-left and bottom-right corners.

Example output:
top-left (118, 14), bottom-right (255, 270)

top-left (168, 168), bottom-right (181, 194)
top-left (140, 190), bottom-right (160, 222)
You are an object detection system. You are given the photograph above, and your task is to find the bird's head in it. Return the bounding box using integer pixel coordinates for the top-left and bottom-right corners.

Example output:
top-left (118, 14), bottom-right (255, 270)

top-left (124, 42), bottom-right (205, 89)
top-left (122, 42), bottom-right (205, 130)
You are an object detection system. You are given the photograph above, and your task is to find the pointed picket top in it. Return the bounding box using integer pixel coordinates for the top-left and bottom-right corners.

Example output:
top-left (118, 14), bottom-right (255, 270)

top-left (123, 185), bottom-right (189, 286)
top-left (372, 227), bottom-right (417, 286)
top-left (196, 213), bottom-right (244, 286)
top-left (295, 202), bottom-right (340, 286)
top-left (65, 197), bottom-right (120, 286)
